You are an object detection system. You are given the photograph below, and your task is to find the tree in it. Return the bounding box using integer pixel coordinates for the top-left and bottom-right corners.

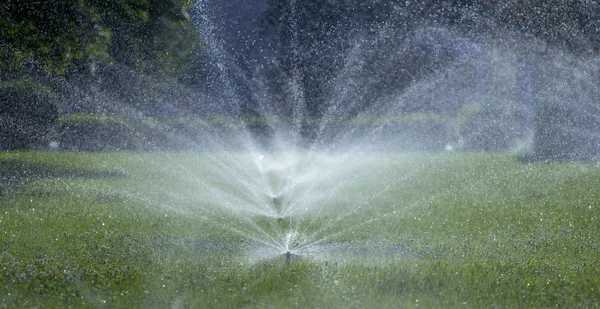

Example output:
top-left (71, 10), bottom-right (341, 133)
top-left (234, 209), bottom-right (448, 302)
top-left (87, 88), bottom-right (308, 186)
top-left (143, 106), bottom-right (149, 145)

top-left (1, 0), bottom-right (203, 117)
top-left (0, 1), bottom-right (111, 75)
top-left (89, 0), bottom-right (200, 77)
top-left (0, 0), bottom-right (201, 78)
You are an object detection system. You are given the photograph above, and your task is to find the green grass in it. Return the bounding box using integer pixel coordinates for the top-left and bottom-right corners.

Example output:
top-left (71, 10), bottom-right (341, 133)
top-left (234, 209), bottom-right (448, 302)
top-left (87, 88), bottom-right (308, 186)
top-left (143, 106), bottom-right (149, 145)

top-left (1, 151), bottom-right (600, 308)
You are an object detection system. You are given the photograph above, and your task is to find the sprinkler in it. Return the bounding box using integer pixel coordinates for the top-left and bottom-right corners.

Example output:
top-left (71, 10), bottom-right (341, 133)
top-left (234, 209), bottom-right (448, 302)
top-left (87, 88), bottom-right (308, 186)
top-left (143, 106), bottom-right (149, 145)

top-left (283, 231), bottom-right (298, 265)
top-left (272, 196), bottom-right (284, 214)
top-left (272, 196), bottom-right (281, 207)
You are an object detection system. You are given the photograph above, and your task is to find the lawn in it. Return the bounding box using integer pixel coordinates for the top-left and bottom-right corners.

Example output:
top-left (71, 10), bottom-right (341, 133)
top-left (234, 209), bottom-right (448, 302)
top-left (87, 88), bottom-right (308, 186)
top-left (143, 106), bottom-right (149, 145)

top-left (1, 151), bottom-right (599, 308)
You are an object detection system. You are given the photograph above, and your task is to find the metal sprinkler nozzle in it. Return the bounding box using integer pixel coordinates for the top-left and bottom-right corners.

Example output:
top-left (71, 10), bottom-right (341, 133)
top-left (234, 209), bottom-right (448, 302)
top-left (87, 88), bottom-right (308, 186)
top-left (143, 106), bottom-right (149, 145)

top-left (286, 250), bottom-right (291, 265)
top-left (272, 196), bottom-right (281, 207)
top-left (272, 196), bottom-right (284, 215)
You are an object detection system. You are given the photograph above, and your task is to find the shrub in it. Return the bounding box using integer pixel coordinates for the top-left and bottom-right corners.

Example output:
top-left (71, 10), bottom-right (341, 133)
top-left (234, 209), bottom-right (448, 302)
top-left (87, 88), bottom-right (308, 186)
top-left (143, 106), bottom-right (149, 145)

top-left (0, 80), bottom-right (60, 150)
top-left (146, 117), bottom-right (241, 150)
top-left (57, 114), bottom-right (139, 151)
top-left (328, 113), bottom-right (454, 151)
top-left (532, 103), bottom-right (600, 162)
top-left (375, 115), bottom-right (454, 151)
top-left (460, 106), bottom-right (521, 152)
top-left (57, 114), bottom-right (245, 151)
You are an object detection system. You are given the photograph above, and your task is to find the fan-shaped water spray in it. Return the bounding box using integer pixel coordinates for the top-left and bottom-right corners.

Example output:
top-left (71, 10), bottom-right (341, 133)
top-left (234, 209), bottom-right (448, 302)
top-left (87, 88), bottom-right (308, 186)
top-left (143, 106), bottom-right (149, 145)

top-left (21, 0), bottom-right (587, 269)
top-left (83, 0), bottom-right (596, 267)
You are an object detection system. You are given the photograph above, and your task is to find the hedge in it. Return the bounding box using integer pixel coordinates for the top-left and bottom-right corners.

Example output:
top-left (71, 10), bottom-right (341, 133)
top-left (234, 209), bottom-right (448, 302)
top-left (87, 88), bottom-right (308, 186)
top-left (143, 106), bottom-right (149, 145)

top-left (0, 80), bottom-right (60, 150)
top-left (57, 114), bottom-right (140, 151)
top-left (57, 114), bottom-right (241, 151)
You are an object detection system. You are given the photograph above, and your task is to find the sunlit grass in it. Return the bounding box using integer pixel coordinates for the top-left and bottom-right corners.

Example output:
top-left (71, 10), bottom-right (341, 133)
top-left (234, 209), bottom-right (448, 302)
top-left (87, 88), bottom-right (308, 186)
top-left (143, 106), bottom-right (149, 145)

top-left (1, 151), bottom-right (599, 308)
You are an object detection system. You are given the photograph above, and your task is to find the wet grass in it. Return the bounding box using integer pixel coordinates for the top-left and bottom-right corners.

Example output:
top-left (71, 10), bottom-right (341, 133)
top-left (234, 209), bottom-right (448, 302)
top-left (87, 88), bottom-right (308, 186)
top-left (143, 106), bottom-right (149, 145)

top-left (1, 151), bottom-right (600, 308)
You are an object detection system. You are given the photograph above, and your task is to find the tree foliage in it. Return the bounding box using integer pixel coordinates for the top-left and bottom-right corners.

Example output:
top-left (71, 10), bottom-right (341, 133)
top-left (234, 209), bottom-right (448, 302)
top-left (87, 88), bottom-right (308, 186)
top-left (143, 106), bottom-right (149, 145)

top-left (89, 0), bottom-right (200, 77)
top-left (0, 1), bottom-right (110, 75)
top-left (0, 0), bottom-right (201, 78)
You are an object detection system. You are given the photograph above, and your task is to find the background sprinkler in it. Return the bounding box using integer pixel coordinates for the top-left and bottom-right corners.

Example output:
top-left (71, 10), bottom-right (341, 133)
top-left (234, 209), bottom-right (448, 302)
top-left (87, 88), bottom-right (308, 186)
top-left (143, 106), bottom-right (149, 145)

top-left (272, 196), bottom-right (284, 214)
top-left (272, 196), bottom-right (282, 207)
top-left (286, 251), bottom-right (291, 265)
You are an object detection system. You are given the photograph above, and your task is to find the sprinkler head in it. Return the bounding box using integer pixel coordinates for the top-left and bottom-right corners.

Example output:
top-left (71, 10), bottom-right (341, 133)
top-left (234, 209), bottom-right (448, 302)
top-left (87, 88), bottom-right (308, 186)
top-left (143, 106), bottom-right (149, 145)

top-left (272, 195), bottom-right (284, 213)
top-left (272, 196), bottom-right (281, 207)
top-left (285, 250), bottom-right (291, 265)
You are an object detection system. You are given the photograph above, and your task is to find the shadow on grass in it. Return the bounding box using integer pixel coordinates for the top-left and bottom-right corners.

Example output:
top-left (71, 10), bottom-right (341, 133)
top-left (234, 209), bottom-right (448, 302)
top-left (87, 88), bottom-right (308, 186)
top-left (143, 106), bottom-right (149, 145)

top-left (0, 158), bottom-right (126, 196)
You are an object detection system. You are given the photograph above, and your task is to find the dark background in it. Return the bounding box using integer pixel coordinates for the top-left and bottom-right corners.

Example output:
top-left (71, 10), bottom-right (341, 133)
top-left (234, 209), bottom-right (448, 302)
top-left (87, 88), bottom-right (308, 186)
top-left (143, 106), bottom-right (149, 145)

top-left (1, 0), bottom-right (599, 159)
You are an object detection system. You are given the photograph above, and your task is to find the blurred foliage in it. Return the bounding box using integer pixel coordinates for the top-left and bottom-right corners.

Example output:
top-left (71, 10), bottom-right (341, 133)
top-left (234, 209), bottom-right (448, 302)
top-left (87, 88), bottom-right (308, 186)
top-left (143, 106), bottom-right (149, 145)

top-left (55, 113), bottom-right (241, 151)
top-left (0, 80), bottom-right (59, 150)
top-left (533, 102), bottom-right (600, 162)
top-left (0, 1), bottom-right (111, 75)
top-left (460, 105), bottom-right (522, 152)
top-left (58, 113), bottom-right (129, 124)
top-left (57, 113), bottom-right (139, 151)
top-left (258, 0), bottom-right (600, 117)
top-left (453, 102), bottom-right (482, 139)
top-left (0, 0), bottom-right (201, 78)
top-left (88, 0), bottom-right (200, 77)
